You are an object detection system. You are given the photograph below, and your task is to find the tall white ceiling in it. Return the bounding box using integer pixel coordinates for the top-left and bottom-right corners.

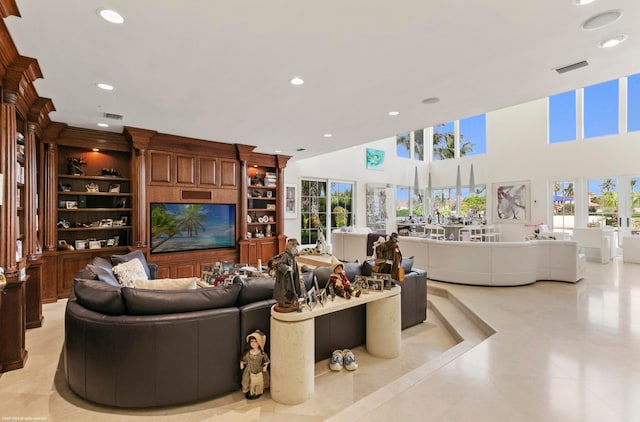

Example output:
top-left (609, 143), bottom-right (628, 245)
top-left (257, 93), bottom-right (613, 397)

top-left (6, 0), bottom-right (640, 160)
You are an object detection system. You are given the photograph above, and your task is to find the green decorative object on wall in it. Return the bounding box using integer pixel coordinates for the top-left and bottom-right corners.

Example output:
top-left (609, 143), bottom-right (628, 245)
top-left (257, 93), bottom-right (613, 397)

top-left (366, 148), bottom-right (385, 171)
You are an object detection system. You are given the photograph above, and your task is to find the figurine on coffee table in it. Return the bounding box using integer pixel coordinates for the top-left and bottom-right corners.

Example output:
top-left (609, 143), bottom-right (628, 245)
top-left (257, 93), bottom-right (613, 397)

top-left (329, 256), bottom-right (360, 299)
top-left (240, 330), bottom-right (270, 400)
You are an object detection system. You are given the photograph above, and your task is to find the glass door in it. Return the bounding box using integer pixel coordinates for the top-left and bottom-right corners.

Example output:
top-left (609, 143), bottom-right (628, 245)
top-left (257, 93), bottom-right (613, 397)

top-left (587, 178), bottom-right (618, 229)
top-left (617, 176), bottom-right (640, 247)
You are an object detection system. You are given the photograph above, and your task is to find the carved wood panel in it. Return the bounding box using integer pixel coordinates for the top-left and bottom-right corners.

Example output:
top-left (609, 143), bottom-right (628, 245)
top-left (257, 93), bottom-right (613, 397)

top-left (198, 157), bottom-right (217, 187)
top-left (176, 154), bottom-right (195, 185)
top-left (56, 252), bottom-right (94, 298)
top-left (148, 151), bottom-right (172, 184)
top-left (220, 159), bottom-right (237, 188)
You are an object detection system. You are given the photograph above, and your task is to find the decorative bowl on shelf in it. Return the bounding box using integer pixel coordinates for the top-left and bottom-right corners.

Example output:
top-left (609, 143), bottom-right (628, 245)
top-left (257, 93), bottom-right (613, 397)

top-left (85, 183), bottom-right (99, 192)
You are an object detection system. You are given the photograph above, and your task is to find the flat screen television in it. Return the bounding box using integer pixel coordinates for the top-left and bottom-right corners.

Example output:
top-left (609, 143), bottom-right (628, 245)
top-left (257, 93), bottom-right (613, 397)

top-left (150, 203), bottom-right (236, 254)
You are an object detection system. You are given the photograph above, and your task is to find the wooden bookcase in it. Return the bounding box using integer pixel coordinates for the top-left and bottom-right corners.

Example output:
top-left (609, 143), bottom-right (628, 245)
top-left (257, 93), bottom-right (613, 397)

top-left (238, 149), bottom-right (289, 267)
top-left (41, 129), bottom-right (133, 298)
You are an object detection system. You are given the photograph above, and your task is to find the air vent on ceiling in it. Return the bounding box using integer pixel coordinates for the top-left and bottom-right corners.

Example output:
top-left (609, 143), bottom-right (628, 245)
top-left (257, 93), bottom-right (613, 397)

top-left (555, 60), bottom-right (589, 74)
top-left (103, 112), bottom-right (124, 120)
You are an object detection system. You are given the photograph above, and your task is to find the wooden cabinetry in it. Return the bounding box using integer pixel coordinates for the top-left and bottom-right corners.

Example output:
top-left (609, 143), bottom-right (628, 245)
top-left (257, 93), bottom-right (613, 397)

top-left (0, 51), bottom-right (54, 370)
top-left (238, 151), bottom-right (290, 266)
top-left (45, 136), bottom-right (132, 298)
top-left (56, 146), bottom-right (132, 252)
top-left (247, 166), bottom-right (278, 239)
top-left (16, 130), bottom-right (25, 266)
top-left (56, 174), bottom-right (132, 249)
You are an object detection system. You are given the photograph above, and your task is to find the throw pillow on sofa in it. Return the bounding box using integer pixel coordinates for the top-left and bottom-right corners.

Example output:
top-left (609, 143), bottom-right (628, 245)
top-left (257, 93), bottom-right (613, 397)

top-left (401, 256), bottom-right (414, 274)
top-left (112, 258), bottom-right (148, 287)
top-left (111, 250), bottom-right (152, 279)
top-left (86, 255), bottom-right (120, 286)
top-left (132, 277), bottom-right (198, 290)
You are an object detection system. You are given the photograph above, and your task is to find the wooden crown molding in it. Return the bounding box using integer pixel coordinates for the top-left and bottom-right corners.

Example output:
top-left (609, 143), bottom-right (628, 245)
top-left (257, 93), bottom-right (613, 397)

top-left (28, 97), bottom-right (55, 137)
top-left (41, 121), bottom-right (66, 143)
top-left (236, 144), bottom-right (256, 162)
top-left (0, 0), bottom-right (20, 18)
top-left (0, 17), bottom-right (18, 81)
top-left (3, 55), bottom-right (43, 93)
top-left (123, 126), bottom-right (157, 150)
top-left (55, 126), bottom-right (130, 152)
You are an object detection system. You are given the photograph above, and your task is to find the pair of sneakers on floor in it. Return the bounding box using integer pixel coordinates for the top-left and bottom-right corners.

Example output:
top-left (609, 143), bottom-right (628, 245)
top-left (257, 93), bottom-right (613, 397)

top-left (329, 349), bottom-right (358, 371)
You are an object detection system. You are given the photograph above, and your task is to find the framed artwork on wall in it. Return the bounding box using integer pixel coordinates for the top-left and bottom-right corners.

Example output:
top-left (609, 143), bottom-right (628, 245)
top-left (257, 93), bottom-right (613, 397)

top-left (492, 181), bottom-right (530, 223)
top-left (285, 184), bottom-right (297, 219)
top-left (366, 148), bottom-right (385, 171)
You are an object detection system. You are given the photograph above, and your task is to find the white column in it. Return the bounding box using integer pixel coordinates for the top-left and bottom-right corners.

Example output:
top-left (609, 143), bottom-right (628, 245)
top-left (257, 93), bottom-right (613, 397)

top-left (366, 294), bottom-right (401, 358)
top-left (270, 317), bottom-right (314, 405)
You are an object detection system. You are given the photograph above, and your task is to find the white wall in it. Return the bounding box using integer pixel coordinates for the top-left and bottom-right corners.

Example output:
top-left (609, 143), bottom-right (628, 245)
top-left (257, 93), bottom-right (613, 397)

top-left (283, 97), bottom-right (640, 243)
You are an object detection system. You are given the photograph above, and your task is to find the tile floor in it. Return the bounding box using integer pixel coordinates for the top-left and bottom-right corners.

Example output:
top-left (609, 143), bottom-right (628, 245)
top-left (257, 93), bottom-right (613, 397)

top-left (1, 257), bottom-right (639, 421)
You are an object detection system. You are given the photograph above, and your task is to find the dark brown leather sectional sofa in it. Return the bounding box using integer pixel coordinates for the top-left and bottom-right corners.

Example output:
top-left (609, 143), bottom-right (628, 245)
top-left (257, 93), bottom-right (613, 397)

top-left (64, 257), bottom-right (426, 408)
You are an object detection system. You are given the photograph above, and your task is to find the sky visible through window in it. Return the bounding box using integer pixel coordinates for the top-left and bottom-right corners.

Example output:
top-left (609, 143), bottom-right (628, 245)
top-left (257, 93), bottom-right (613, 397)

top-left (460, 114), bottom-right (486, 155)
top-left (629, 74), bottom-right (640, 132)
top-left (550, 73), bottom-right (640, 143)
top-left (584, 79), bottom-right (619, 138)
top-left (549, 91), bottom-right (576, 143)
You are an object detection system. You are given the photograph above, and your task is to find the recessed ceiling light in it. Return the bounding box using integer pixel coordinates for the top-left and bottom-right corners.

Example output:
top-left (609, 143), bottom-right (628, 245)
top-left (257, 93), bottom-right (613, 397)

top-left (421, 97), bottom-right (440, 105)
top-left (92, 148), bottom-right (100, 152)
top-left (575, 0), bottom-right (597, 5)
top-left (98, 9), bottom-right (125, 24)
top-left (599, 35), bottom-right (627, 48)
top-left (274, 150), bottom-right (282, 153)
top-left (97, 123), bottom-right (109, 128)
top-left (582, 10), bottom-right (622, 31)
top-left (388, 111), bottom-right (400, 116)
top-left (324, 133), bottom-right (332, 138)
top-left (96, 83), bottom-right (114, 91)
top-left (290, 77), bottom-right (304, 86)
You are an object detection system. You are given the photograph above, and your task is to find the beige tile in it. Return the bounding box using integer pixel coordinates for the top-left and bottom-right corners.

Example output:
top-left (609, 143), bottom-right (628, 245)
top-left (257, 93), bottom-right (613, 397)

top-left (2, 258), bottom-right (639, 421)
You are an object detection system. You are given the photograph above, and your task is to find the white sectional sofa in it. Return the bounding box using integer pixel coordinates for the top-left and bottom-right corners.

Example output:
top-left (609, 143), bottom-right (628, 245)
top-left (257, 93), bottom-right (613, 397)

top-left (332, 228), bottom-right (382, 262)
top-left (332, 230), bottom-right (586, 286)
top-left (398, 237), bottom-right (585, 286)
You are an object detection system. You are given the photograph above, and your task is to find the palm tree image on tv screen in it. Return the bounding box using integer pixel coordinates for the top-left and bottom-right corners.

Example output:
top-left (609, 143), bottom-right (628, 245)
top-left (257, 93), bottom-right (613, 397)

top-left (150, 203), bottom-right (236, 253)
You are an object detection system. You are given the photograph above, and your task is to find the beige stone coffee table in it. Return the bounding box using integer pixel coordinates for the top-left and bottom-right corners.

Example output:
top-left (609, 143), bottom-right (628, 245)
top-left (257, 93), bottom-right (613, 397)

top-left (270, 287), bottom-right (401, 405)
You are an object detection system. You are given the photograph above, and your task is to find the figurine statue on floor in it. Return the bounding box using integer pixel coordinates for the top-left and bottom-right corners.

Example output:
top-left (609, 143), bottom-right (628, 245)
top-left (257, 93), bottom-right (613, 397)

top-left (67, 157), bottom-right (87, 175)
top-left (240, 330), bottom-right (270, 400)
top-left (329, 256), bottom-right (360, 299)
top-left (374, 232), bottom-right (404, 281)
top-left (270, 238), bottom-right (302, 312)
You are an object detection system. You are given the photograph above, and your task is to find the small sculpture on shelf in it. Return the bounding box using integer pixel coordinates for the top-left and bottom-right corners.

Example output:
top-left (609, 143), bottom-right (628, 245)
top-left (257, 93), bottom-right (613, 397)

top-left (85, 182), bottom-right (99, 192)
top-left (67, 157), bottom-right (87, 175)
top-left (101, 168), bottom-right (121, 177)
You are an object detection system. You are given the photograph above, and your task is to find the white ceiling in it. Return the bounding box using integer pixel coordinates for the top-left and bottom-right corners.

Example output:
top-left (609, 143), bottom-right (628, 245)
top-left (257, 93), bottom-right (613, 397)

top-left (6, 0), bottom-right (640, 160)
